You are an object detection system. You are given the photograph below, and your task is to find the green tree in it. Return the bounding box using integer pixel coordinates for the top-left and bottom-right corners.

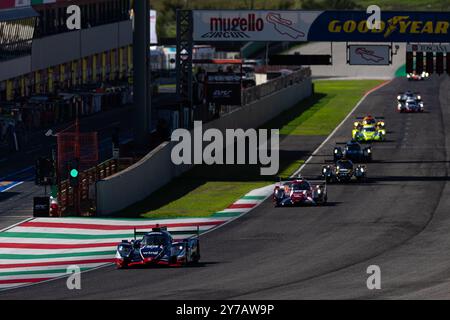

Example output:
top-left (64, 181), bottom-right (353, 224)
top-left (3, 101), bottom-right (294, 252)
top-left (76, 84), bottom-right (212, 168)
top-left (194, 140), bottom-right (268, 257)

top-left (301, 0), bottom-right (359, 9)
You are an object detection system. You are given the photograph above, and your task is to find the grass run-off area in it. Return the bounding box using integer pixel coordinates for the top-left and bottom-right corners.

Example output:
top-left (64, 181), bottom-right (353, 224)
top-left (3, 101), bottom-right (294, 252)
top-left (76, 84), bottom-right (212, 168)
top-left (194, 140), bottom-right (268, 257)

top-left (118, 80), bottom-right (384, 219)
top-left (279, 80), bottom-right (383, 136)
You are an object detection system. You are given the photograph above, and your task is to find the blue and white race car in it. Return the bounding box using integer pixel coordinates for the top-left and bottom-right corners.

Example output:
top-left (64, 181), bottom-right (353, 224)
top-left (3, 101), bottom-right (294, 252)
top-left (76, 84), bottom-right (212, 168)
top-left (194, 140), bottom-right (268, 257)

top-left (397, 91), bottom-right (424, 112)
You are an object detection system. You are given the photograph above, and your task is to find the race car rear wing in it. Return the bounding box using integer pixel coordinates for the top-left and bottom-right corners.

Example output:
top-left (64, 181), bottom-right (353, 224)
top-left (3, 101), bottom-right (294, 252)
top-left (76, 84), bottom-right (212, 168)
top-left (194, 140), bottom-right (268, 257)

top-left (355, 116), bottom-right (384, 119)
top-left (169, 226), bottom-right (200, 238)
top-left (277, 177), bottom-right (327, 185)
top-left (133, 225), bottom-right (200, 240)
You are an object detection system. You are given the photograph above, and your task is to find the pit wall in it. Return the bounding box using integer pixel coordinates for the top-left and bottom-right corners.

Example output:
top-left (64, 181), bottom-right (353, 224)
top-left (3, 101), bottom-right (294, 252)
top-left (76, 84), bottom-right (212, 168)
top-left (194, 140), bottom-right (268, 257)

top-left (96, 74), bottom-right (313, 215)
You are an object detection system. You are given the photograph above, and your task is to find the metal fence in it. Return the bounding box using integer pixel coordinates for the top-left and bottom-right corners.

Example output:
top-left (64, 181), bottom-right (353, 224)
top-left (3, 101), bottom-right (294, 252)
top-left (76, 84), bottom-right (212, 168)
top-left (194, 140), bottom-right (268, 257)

top-left (242, 67), bottom-right (311, 106)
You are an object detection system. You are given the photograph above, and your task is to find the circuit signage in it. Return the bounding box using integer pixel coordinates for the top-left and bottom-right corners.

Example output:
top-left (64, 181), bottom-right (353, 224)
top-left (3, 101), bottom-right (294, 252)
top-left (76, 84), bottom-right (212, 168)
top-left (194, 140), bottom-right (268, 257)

top-left (193, 10), bottom-right (450, 43)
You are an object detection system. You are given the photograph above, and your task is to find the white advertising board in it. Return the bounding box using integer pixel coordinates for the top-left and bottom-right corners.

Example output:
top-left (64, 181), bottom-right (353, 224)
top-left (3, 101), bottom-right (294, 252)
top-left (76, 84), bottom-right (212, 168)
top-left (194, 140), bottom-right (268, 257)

top-left (407, 44), bottom-right (450, 53)
top-left (348, 45), bottom-right (390, 66)
top-left (193, 10), bottom-right (322, 42)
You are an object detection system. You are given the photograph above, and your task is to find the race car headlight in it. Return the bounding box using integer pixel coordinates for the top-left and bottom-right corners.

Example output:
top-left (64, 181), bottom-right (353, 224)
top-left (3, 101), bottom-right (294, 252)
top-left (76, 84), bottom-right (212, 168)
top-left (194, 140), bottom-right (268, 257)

top-left (353, 121), bottom-right (359, 127)
top-left (367, 148), bottom-right (371, 153)
top-left (407, 74), bottom-right (411, 78)
top-left (318, 189), bottom-right (321, 194)
top-left (360, 167), bottom-right (364, 173)
top-left (336, 166), bottom-right (340, 171)
top-left (179, 245), bottom-right (184, 250)
top-left (397, 95), bottom-right (401, 100)
top-left (417, 95), bottom-right (421, 100)
top-left (380, 121), bottom-right (385, 127)
top-left (398, 103), bottom-right (402, 108)
top-left (334, 149), bottom-right (338, 154)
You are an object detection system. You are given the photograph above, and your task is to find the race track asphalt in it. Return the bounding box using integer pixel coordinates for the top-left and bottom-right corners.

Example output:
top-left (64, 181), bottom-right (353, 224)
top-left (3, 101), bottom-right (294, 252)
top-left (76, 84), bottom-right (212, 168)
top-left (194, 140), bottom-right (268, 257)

top-left (2, 76), bottom-right (450, 299)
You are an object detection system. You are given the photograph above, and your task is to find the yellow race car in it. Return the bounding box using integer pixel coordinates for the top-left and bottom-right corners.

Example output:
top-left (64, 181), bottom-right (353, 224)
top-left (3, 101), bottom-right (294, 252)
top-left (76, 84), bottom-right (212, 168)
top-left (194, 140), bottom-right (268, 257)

top-left (353, 115), bottom-right (385, 130)
top-left (352, 115), bottom-right (386, 142)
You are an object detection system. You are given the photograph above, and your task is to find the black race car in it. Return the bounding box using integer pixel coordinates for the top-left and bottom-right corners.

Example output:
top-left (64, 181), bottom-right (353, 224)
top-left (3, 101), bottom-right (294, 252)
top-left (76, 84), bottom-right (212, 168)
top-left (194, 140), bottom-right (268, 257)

top-left (322, 159), bottom-right (367, 183)
top-left (334, 140), bottom-right (372, 163)
top-left (115, 226), bottom-right (200, 268)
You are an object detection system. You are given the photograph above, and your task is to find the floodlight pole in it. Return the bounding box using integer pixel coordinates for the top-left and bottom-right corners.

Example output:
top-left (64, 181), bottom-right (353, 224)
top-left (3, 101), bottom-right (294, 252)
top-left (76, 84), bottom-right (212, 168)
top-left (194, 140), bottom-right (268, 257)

top-left (74, 97), bottom-right (81, 216)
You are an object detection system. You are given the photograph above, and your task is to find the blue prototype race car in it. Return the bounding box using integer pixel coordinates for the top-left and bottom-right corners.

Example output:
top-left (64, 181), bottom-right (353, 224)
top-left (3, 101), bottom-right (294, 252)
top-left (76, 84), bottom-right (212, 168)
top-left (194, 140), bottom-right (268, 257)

top-left (334, 140), bottom-right (372, 163)
top-left (115, 226), bottom-right (200, 268)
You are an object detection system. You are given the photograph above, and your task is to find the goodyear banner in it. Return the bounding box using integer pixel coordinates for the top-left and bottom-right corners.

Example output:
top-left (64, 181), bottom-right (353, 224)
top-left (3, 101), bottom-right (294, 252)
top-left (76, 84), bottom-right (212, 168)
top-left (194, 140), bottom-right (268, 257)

top-left (193, 10), bottom-right (450, 43)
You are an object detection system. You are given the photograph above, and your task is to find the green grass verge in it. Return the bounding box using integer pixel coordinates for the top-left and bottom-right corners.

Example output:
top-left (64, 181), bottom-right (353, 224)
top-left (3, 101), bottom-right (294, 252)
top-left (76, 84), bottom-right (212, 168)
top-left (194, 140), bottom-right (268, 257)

top-left (138, 181), bottom-right (272, 219)
top-left (356, 0), bottom-right (450, 10)
top-left (278, 80), bottom-right (384, 136)
top-left (118, 80), bottom-right (383, 219)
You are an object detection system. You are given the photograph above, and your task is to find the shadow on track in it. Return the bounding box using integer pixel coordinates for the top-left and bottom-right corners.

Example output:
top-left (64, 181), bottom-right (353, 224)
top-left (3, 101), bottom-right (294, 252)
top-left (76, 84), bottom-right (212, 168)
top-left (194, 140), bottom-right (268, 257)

top-left (0, 192), bottom-right (21, 202)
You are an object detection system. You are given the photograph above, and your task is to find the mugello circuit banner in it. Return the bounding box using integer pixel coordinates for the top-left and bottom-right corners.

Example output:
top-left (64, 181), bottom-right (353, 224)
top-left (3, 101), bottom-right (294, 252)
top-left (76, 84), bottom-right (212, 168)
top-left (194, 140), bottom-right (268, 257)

top-left (193, 10), bottom-right (450, 43)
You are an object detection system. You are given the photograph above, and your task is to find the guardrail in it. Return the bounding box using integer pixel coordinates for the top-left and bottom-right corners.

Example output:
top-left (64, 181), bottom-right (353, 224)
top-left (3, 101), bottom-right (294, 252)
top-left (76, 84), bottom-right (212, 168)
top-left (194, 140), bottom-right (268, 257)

top-left (242, 67), bottom-right (311, 106)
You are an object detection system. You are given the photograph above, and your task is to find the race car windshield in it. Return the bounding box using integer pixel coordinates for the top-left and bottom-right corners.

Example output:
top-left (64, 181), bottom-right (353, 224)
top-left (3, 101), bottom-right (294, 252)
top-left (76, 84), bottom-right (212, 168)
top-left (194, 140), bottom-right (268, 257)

top-left (347, 144), bottom-right (361, 151)
top-left (363, 127), bottom-right (376, 132)
top-left (292, 182), bottom-right (310, 191)
top-left (142, 234), bottom-right (169, 246)
top-left (364, 119), bottom-right (375, 125)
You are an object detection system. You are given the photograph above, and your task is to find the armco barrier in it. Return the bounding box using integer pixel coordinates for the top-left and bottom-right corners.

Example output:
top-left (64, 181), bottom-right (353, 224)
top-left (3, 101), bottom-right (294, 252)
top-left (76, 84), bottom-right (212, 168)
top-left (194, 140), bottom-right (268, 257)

top-left (96, 72), bottom-right (312, 215)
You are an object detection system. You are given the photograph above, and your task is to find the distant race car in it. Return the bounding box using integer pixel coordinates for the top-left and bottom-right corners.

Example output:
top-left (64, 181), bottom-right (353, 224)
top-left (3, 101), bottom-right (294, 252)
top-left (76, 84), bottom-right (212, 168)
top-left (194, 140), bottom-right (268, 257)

top-left (322, 159), bottom-right (367, 183)
top-left (352, 125), bottom-right (385, 142)
top-left (334, 140), bottom-right (372, 163)
top-left (115, 226), bottom-right (200, 268)
top-left (273, 176), bottom-right (327, 207)
top-left (353, 115), bottom-right (385, 131)
top-left (352, 115), bottom-right (386, 141)
top-left (397, 91), bottom-right (424, 112)
top-left (406, 71), bottom-right (429, 81)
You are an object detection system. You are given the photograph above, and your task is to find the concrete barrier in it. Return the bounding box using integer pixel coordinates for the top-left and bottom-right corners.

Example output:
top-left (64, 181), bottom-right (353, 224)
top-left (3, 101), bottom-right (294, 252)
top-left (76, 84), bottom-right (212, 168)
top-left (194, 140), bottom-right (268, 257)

top-left (96, 76), bottom-right (312, 215)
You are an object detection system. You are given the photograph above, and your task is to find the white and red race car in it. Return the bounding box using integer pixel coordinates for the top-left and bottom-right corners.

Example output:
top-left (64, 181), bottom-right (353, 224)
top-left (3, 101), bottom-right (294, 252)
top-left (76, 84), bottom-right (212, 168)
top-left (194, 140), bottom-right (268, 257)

top-left (406, 71), bottom-right (429, 81)
top-left (273, 177), bottom-right (327, 207)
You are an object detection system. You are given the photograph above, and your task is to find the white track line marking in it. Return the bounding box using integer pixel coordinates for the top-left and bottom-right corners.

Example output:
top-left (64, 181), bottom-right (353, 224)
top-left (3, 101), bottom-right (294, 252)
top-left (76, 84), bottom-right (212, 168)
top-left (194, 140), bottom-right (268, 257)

top-left (1, 182), bottom-right (24, 193)
top-left (0, 218), bottom-right (33, 233)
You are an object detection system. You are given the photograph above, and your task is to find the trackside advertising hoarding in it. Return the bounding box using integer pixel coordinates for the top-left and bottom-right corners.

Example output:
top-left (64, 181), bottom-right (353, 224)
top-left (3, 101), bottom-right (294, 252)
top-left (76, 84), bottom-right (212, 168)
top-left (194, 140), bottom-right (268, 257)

top-left (0, 0), bottom-right (30, 10)
top-left (0, 1), bottom-right (71, 10)
top-left (348, 45), bottom-right (390, 65)
top-left (193, 10), bottom-right (450, 43)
